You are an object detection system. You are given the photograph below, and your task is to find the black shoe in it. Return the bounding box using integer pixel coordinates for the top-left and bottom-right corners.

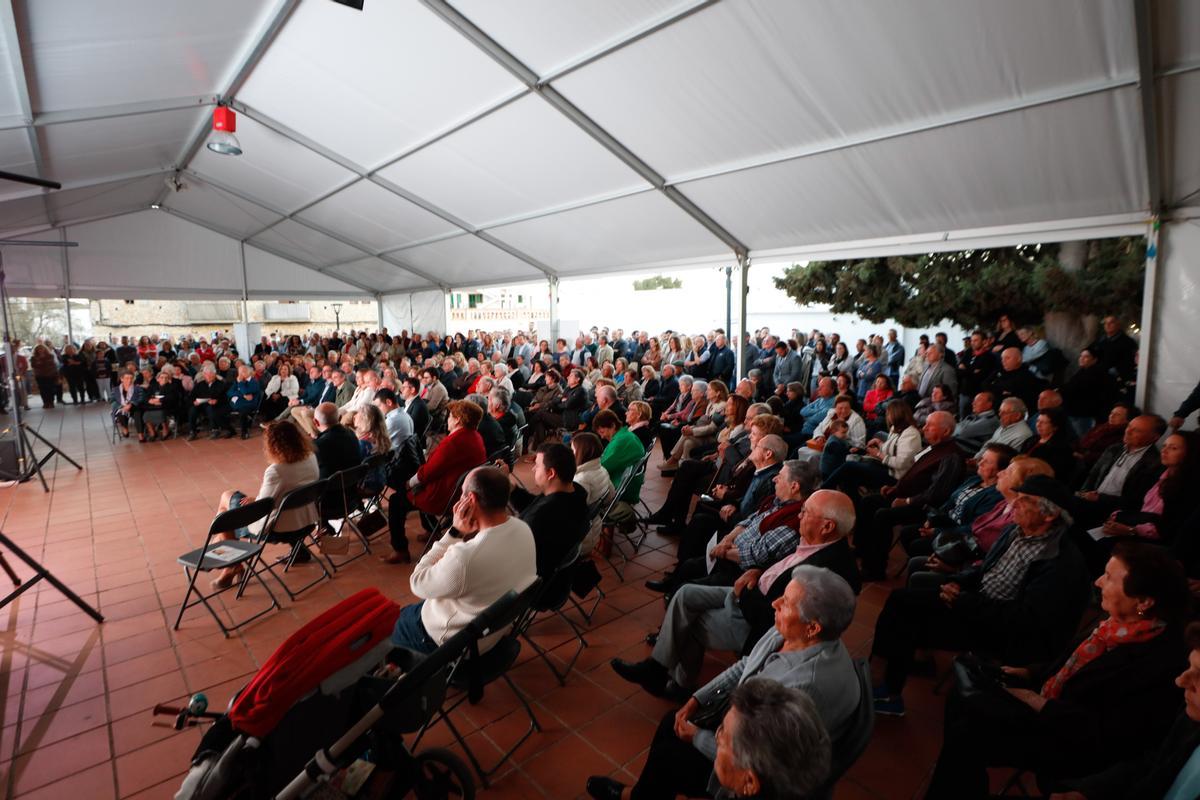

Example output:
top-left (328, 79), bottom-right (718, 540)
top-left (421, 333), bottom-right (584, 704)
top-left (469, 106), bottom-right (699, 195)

top-left (610, 657), bottom-right (669, 697)
top-left (644, 576), bottom-right (674, 593)
top-left (291, 547), bottom-right (313, 564)
top-left (187, 432), bottom-right (199, 441)
top-left (663, 680), bottom-right (691, 703)
top-left (240, 431), bottom-right (249, 440)
top-left (586, 776), bottom-right (626, 800)
top-left (640, 510), bottom-right (671, 525)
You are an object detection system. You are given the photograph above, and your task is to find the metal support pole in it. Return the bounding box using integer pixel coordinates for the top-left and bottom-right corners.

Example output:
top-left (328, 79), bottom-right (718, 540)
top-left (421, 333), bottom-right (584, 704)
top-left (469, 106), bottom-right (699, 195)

top-left (737, 254), bottom-right (750, 379)
top-left (548, 276), bottom-right (560, 344)
top-left (61, 227), bottom-right (73, 344)
top-left (376, 294), bottom-right (385, 330)
top-left (1135, 217), bottom-right (1160, 410)
top-left (724, 265), bottom-right (732, 342)
top-left (238, 242), bottom-right (249, 324)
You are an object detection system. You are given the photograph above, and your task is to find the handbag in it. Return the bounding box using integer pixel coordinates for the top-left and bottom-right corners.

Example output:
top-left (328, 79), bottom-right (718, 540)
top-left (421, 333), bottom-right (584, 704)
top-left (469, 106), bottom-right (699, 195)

top-left (932, 529), bottom-right (979, 567)
top-left (951, 652), bottom-right (1005, 700)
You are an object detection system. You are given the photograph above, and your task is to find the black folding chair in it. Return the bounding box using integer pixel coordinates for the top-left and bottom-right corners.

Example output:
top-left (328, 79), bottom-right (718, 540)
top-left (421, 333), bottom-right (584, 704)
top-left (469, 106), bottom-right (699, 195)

top-left (174, 497), bottom-right (280, 636)
top-left (413, 578), bottom-right (544, 787)
top-left (241, 478), bottom-right (335, 602)
top-left (567, 495), bottom-right (611, 624)
top-left (599, 447), bottom-right (654, 580)
top-left (418, 465), bottom-right (482, 557)
top-left (598, 464), bottom-right (639, 581)
top-left (521, 543), bottom-right (588, 685)
top-left (319, 463), bottom-right (375, 568)
top-left (354, 451), bottom-right (393, 539)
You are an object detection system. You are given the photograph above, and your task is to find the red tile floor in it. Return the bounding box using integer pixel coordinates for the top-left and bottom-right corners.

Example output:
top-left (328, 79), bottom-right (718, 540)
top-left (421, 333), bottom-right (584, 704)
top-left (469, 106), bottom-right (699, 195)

top-left (0, 406), bottom-right (971, 799)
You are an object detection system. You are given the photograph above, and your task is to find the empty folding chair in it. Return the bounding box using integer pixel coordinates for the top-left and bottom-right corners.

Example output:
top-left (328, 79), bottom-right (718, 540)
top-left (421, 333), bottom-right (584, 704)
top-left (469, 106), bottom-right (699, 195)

top-left (241, 478), bottom-right (335, 602)
top-left (318, 463), bottom-right (375, 567)
top-left (174, 497), bottom-right (280, 636)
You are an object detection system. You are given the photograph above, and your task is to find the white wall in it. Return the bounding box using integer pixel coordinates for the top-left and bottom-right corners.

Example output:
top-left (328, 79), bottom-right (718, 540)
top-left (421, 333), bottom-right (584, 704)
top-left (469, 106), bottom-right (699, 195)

top-left (1145, 213), bottom-right (1200, 418)
top-left (382, 289), bottom-right (448, 337)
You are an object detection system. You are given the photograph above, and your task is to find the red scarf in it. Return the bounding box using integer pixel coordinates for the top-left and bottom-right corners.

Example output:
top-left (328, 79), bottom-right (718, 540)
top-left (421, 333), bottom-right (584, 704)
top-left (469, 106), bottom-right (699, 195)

top-left (1041, 617), bottom-right (1164, 699)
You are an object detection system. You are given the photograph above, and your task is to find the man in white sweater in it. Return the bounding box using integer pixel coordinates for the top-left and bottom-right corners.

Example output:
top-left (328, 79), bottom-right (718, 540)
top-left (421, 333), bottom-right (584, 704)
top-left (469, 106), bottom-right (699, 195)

top-left (390, 466), bottom-right (537, 654)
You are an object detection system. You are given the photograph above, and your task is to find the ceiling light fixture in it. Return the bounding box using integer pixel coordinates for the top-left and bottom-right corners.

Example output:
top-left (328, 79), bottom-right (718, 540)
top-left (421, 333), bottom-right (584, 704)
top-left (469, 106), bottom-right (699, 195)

top-left (206, 107), bottom-right (242, 156)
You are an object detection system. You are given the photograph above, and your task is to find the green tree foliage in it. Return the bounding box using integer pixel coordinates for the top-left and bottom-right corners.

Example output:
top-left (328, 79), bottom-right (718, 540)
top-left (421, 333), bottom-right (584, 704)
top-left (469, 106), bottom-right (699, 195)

top-left (633, 275), bottom-right (682, 291)
top-left (773, 237), bottom-right (1146, 329)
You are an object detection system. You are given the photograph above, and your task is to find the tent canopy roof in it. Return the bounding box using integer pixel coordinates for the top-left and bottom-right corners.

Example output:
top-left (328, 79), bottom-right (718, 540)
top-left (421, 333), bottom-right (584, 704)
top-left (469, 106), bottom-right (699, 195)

top-left (0, 0), bottom-right (1195, 299)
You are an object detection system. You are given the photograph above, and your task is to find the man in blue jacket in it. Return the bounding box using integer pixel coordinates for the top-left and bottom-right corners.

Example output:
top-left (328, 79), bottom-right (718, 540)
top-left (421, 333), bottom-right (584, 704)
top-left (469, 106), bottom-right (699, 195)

top-left (227, 363), bottom-right (262, 439)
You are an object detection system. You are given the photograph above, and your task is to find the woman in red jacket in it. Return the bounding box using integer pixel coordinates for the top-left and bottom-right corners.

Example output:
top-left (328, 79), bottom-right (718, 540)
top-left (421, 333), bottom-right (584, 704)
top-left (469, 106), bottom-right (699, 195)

top-left (381, 399), bottom-right (486, 564)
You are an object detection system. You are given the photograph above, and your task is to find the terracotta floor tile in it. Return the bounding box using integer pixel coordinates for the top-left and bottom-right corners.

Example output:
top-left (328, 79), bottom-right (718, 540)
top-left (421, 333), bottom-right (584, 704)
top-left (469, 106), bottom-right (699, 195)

top-left (9, 725), bottom-right (111, 795)
top-left (113, 727), bottom-right (201, 797)
top-left (106, 671), bottom-right (189, 722)
top-left (521, 733), bottom-right (619, 800)
top-left (11, 761), bottom-right (115, 800)
top-left (104, 650), bottom-right (181, 692)
top-left (18, 694), bottom-right (109, 752)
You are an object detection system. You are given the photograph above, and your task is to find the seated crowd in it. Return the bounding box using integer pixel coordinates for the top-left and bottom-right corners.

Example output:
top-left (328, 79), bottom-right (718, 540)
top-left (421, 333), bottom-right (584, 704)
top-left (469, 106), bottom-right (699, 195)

top-left (23, 318), bottom-right (1200, 798)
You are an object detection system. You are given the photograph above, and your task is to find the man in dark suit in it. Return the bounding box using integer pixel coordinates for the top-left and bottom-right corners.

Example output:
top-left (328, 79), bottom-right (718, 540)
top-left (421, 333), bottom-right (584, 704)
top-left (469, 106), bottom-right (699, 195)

top-left (312, 402), bottom-right (362, 480)
top-left (398, 376), bottom-right (429, 438)
top-left (1090, 314), bottom-right (1139, 382)
top-left (610, 489), bottom-right (861, 695)
top-left (855, 411), bottom-right (965, 581)
top-left (985, 347), bottom-right (1044, 412)
top-left (1076, 414), bottom-right (1165, 523)
top-left (650, 363), bottom-right (681, 420)
top-left (707, 334), bottom-right (736, 388)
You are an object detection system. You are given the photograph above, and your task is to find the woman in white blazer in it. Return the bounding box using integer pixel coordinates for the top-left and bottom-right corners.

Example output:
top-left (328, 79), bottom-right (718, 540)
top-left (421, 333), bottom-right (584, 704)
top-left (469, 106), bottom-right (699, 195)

top-left (260, 362), bottom-right (300, 421)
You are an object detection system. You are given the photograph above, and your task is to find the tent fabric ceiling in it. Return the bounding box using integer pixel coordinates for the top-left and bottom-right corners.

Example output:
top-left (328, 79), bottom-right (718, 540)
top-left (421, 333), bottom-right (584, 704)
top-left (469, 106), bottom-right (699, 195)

top-left (0, 0), bottom-right (1195, 299)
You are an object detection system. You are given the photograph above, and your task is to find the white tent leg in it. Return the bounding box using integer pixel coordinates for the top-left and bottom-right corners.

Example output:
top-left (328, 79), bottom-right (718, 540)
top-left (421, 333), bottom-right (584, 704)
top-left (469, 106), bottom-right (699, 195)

top-left (737, 254), bottom-right (750, 379)
top-left (548, 276), bottom-right (559, 343)
top-left (1135, 217), bottom-right (1160, 410)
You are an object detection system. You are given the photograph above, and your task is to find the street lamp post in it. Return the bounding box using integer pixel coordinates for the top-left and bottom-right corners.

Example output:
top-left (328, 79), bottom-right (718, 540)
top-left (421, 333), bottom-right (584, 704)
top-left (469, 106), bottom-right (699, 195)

top-left (331, 303), bottom-right (342, 334)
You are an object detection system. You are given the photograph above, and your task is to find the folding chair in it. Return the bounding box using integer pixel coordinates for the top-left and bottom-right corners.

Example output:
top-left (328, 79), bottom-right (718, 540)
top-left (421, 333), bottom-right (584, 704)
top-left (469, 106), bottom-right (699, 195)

top-left (174, 497), bottom-right (280, 636)
top-left (601, 448), bottom-right (655, 579)
top-left (356, 451), bottom-right (392, 532)
top-left (241, 478), bottom-right (335, 602)
top-left (813, 659), bottom-right (876, 799)
top-left (413, 579), bottom-right (544, 787)
top-left (568, 496), bottom-right (610, 624)
top-left (521, 542), bottom-right (588, 685)
top-left (598, 464), bottom-right (639, 581)
top-left (418, 465), bottom-right (482, 557)
top-left (318, 463), bottom-right (375, 568)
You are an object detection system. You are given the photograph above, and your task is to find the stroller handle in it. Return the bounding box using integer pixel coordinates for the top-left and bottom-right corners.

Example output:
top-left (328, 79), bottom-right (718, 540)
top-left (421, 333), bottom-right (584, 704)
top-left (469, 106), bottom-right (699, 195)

top-left (272, 593), bottom-right (517, 800)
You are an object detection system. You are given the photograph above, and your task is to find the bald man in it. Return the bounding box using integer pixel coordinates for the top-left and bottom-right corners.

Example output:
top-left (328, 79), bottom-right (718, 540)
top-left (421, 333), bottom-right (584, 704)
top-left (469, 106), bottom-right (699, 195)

top-left (612, 488), bottom-right (861, 696)
top-left (854, 411), bottom-right (966, 581)
top-left (984, 346), bottom-right (1043, 412)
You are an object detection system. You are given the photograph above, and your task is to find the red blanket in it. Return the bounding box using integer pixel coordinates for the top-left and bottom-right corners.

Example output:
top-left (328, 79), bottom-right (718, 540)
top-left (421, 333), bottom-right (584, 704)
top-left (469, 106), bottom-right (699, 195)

top-left (229, 588), bottom-right (400, 737)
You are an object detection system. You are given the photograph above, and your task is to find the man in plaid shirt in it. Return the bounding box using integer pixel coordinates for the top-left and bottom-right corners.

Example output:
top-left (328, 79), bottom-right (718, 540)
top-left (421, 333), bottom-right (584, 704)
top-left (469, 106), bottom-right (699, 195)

top-left (645, 460), bottom-right (819, 596)
top-left (869, 474), bottom-right (1091, 717)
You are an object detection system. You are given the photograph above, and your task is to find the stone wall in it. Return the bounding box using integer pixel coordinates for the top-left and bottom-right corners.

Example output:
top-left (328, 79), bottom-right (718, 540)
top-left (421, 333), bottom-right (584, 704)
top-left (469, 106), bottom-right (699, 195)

top-left (88, 299), bottom-right (378, 340)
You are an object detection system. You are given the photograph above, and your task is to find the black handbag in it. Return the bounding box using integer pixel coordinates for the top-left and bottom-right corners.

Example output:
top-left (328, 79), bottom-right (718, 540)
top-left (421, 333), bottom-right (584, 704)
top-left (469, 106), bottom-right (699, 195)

top-left (952, 652), bottom-right (1006, 700)
top-left (932, 529), bottom-right (980, 567)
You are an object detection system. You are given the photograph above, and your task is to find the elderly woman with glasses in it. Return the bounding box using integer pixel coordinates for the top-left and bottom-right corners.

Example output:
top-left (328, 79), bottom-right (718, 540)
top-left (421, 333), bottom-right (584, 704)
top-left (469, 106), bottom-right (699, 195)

top-left (586, 566), bottom-right (860, 800)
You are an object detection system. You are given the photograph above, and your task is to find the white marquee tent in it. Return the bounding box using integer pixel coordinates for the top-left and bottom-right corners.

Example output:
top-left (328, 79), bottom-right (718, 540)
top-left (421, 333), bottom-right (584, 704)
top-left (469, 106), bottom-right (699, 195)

top-left (0, 0), bottom-right (1196, 413)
